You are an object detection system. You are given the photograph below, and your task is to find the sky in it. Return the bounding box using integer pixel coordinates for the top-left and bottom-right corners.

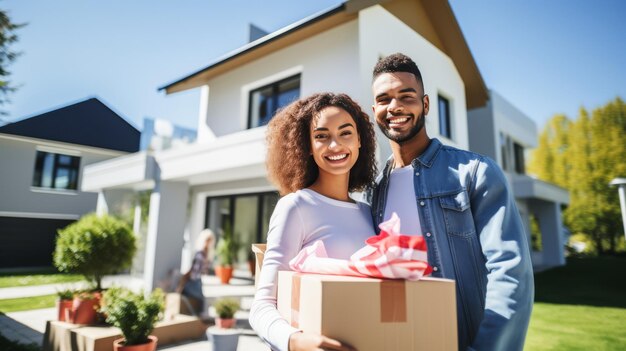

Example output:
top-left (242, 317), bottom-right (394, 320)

top-left (2, 0), bottom-right (625, 132)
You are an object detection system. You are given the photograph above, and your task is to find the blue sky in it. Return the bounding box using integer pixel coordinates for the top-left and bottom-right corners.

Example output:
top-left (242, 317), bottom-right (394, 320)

top-left (2, 0), bottom-right (625, 131)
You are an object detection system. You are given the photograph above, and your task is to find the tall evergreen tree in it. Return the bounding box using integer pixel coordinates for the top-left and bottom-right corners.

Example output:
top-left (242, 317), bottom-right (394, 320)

top-left (0, 9), bottom-right (25, 120)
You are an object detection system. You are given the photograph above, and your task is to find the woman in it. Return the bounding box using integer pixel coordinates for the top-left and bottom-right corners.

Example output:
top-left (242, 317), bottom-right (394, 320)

top-left (249, 93), bottom-right (377, 351)
top-left (177, 228), bottom-right (214, 317)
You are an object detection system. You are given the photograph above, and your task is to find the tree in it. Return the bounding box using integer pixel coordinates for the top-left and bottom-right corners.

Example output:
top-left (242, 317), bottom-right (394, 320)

top-left (54, 214), bottom-right (137, 290)
top-left (528, 97), bottom-right (626, 254)
top-left (0, 9), bottom-right (25, 121)
top-left (527, 114), bottom-right (571, 188)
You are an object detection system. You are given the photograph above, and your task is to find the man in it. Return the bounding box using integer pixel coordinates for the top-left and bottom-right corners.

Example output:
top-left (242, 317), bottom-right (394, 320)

top-left (367, 53), bottom-right (534, 351)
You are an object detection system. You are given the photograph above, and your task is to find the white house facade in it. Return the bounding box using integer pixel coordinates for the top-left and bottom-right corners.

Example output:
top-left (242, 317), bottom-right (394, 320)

top-left (83, 0), bottom-right (565, 291)
top-left (468, 90), bottom-right (570, 269)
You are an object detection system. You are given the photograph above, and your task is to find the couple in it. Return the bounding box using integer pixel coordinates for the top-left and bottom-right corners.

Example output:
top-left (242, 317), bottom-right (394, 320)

top-left (249, 53), bottom-right (534, 351)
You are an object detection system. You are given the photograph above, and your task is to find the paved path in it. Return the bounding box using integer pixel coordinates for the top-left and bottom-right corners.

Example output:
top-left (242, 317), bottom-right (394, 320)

top-left (0, 272), bottom-right (269, 350)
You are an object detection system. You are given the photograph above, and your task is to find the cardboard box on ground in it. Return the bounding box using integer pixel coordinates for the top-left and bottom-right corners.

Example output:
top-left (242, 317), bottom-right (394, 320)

top-left (277, 271), bottom-right (458, 351)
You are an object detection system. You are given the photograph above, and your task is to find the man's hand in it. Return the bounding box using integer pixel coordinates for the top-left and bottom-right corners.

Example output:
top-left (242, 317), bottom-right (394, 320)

top-left (289, 331), bottom-right (357, 351)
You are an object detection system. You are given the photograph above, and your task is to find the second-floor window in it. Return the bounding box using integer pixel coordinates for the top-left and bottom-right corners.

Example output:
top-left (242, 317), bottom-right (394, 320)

top-left (438, 95), bottom-right (451, 139)
top-left (32, 151), bottom-right (81, 190)
top-left (248, 74), bottom-right (300, 128)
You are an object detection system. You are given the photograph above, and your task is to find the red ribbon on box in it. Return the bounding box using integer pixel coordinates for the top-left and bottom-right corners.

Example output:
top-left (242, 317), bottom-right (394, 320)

top-left (290, 213), bottom-right (433, 281)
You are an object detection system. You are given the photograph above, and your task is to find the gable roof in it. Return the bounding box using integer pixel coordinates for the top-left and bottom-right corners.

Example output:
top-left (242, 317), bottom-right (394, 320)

top-left (0, 98), bottom-right (140, 152)
top-left (159, 0), bottom-right (488, 109)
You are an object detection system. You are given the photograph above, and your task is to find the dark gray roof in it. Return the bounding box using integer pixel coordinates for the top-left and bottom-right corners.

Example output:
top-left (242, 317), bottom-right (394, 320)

top-left (0, 98), bottom-right (140, 152)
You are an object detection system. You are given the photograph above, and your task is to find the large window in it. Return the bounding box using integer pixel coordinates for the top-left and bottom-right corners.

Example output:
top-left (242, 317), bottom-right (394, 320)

top-left (248, 74), bottom-right (300, 128)
top-left (32, 151), bottom-right (81, 190)
top-left (205, 192), bottom-right (279, 266)
top-left (438, 95), bottom-right (451, 139)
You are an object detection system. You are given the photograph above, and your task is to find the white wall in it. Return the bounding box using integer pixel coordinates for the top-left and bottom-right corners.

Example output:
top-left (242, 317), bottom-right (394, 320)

top-left (358, 5), bottom-right (469, 158)
top-left (0, 135), bottom-right (125, 218)
top-left (491, 90), bottom-right (538, 149)
top-left (467, 103), bottom-right (497, 160)
top-left (199, 20), bottom-right (361, 140)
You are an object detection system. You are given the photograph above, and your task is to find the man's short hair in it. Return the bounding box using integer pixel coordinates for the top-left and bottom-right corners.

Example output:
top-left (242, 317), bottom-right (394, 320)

top-left (372, 53), bottom-right (423, 88)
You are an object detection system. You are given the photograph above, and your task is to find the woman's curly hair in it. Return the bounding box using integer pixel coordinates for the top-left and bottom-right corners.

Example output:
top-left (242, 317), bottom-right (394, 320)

top-left (266, 92), bottom-right (377, 196)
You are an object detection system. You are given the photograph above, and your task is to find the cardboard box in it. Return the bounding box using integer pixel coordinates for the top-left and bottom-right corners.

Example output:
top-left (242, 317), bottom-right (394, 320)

top-left (164, 293), bottom-right (201, 319)
top-left (43, 315), bottom-right (206, 351)
top-left (251, 243), bottom-right (266, 289)
top-left (277, 271), bottom-right (457, 351)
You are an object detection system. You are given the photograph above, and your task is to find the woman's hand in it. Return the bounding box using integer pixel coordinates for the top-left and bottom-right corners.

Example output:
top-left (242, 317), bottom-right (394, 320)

top-left (289, 332), bottom-right (356, 351)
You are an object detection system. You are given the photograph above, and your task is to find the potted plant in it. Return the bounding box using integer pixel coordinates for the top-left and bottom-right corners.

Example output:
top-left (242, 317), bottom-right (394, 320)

top-left (213, 297), bottom-right (240, 328)
top-left (207, 297), bottom-right (241, 351)
top-left (214, 221), bottom-right (240, 284)
top-left (56, 289), bottom-right (75, 322)
top-left (100, 287), bottom-right (164, 351)
top-left (67, 290), bottom-right (102, 325)
top-left (54, 213), bottom-right (137, 291)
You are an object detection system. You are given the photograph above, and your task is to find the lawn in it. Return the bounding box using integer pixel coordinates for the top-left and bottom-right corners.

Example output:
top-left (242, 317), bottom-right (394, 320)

top-left (525, 256), bottom-right (626, 351)
top-left (0, 294), bottom-right (57, 313)
top-left (0, 271), bottom-right (82, 288)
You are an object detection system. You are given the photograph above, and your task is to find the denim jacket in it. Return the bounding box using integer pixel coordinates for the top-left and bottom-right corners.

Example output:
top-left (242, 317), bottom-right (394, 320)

top-left (366, 138), bottom-right (534, 351)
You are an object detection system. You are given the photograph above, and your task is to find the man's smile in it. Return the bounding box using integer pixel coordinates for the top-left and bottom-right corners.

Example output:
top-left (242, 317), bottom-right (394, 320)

top-left (387, 115), bottom-right (413, 128)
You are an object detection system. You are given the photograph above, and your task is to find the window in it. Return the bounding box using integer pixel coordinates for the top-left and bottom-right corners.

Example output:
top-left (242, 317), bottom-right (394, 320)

top-left (514, 142), bottom-right (526, 174)
top-left (500, 132), bottom-right (509, 171)
top-left (248, 74), bottom-right (300, 128)
top-left (32, 151), bottom-right (81, 190)
top-left (438, 95), bottom-right (451, 138)
top-left (205, 192), bottom-right (279, 266)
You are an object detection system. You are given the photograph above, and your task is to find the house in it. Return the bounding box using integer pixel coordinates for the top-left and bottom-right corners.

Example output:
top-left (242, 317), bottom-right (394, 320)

top-left (0, 97), bottom-right (140, 270)
top-left (82, 0), bottom-right (566, 291)
top-left (468, 90), bottom-right (569, 269)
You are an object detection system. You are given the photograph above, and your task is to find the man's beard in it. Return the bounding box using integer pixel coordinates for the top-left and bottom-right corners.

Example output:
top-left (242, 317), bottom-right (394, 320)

top-left (377, 111), bottom-right (425, 144)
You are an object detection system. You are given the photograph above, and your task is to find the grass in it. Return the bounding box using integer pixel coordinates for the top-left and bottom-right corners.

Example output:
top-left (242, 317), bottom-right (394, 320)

top-left (0, 294), bottom-right (57, 313)
top-left (0, 272), bottom-right (82, 288)
top-left (525, 256), bottom-right (626, 351)
top-left (526, 303), bottom-right (626, 350)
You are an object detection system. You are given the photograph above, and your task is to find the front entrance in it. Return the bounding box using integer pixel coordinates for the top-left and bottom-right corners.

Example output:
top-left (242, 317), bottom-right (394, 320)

top-left (205, 192), bottom-right (279, 267)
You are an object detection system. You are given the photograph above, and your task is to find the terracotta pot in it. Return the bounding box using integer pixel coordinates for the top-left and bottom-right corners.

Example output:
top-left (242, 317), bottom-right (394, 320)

top-left (113, 335), bottom-right (158, 351)
top-left (69, 293), bottom-right (101, 325)
top-left (215, 317), bottom-right (236, 328)
top-left (56, 299), bottom-right (74, 322)
top-left (215, 265), bottom-right (234, 284)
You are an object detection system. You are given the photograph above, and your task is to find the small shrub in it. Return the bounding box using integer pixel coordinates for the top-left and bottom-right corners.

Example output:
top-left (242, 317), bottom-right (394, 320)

top-left (100, 287), bottom-right (164, 346)
top-left (213, 297), bottom-right (240, 319)
top-left (54, 213), bottom-right (137, 290)
top-left (56, 289), bottom-right (75, 300)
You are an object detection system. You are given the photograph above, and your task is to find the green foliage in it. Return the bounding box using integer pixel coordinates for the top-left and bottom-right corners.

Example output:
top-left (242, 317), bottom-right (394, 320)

top-left (529, 214), bottom-right (543, 251)
top-left (0, 10), bottom-right (25, 119)
top-left (54, 213), bottom-right (137, 290)
top-left (215, 220), bottom-right (240, 266)
top-left (213, 297), bottom-right (240, 319)
top-left (100, 287), bottom-right (164, 346)
top-left (528, 97), bottom-right (626, 254)
top-left (56, 289), bottom-right (75, 300)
